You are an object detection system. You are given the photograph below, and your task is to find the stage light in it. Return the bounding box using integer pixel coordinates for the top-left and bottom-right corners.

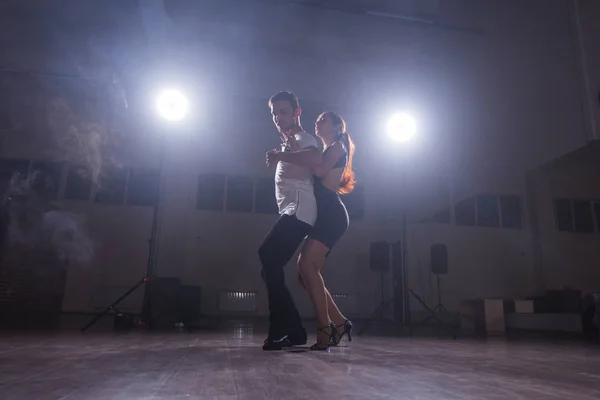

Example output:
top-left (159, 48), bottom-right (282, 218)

top-left (156, 89), bottom-right (189, 121)
top-left (387, 113), bottom-right (417, 142)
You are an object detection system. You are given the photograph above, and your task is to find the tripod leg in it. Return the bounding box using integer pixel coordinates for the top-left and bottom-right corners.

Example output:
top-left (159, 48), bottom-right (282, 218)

top-left (408, 290), bottom-right (455, 338)
top-left (358, 304), bottom-right (384, 336)
top-left (358, 298), bottom-right (396, 336)
top-left (410, 291), bottom-right (444, 325)
top-left (81, 277), bottom-right (148, 332)
top-left (359, 273), bottom-right (387, 336)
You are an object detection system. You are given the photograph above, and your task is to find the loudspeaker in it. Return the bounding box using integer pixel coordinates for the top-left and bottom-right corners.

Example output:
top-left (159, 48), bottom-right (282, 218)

top-left (369, 241), bottom-right (390, 272)
top-left (430, 244), bottom-right (448, 275)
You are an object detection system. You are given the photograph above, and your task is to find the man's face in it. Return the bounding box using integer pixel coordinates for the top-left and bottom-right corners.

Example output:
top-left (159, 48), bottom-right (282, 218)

top-left (270, 100), bottom-right (297, 134)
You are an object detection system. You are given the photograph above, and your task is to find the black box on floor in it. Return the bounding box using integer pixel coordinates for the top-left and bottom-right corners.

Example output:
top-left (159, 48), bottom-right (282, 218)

top-left (114, 313), bottom-right (135, 331)
top-left (177, 285), bottom-right (202, 327)
top-left (142, 279), bottom-right (202, 329)
top-left (145, 277), bottom-right (181, 329)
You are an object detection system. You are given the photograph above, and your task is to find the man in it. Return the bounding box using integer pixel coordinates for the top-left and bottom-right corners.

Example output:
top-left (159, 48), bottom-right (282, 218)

top-left (259, 91), bottom-right (321, 350)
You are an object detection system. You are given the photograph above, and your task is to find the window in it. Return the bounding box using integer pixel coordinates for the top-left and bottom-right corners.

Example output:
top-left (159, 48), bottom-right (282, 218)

top-left (95, 167), bottom-right (127, 205)
top-left (554, 199), bottom-right (594, 233)
top-left (454, 196), bottom-right (476, 226)
top-left (226, 176), bottom-right (253, 213)
top-left (31, 162), bottom-right (62, 200)
top-left (0, 158), bottom-right (30, 193)
top-left (254, 177), bottom-right (278, 214)
top-left (197, 174), bottom-right (225, 211)
top-left (431, 206), bottom-right (451, 223)
top-left (476, 195), bottom-right (500, 227)
top-left (343, 185), bottom-right (365, 220)
top-left (452, 194), bottom-right (523, 230)
top-left (64, 165), bottom-right (92, 200)
top-left (499, 195), bottom-right (523, 229)
top-left (126, 169), bottom-right (159, 206)
top-left (554, 199), bottom-right (573, 231)
top-left (573, 200), bottom-right (593, 233)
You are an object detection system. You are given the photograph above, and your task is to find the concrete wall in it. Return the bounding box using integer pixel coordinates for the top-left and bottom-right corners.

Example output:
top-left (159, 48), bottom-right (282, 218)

top-left (406, 169), bottom-right (534, 312)
top-left (528, 145), bottom-right (600, 295)
top-left (1, 0), bottom-right (599, 317)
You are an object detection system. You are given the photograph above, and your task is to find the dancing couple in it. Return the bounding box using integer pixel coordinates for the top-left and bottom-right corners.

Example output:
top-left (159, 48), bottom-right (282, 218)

top-left (259, 91), bottom-right (356, 351)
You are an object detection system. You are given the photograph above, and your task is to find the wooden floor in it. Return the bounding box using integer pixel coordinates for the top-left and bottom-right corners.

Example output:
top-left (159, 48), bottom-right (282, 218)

top-left (1, 325), bottom-right (600, 400)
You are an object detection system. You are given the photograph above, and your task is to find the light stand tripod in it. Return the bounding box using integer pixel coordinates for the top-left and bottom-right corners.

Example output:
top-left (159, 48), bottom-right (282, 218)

top-left (81, 139), bottom-right (166, 332)
top-left (360, 214), bottom-right (456, 339)
top-left (358, 271), bottom-right (394, 336)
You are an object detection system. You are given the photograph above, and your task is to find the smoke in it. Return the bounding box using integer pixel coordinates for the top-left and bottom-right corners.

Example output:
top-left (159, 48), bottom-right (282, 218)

top-left (0, 4), bottom-right (140, 269)
top-left (42, 210), bottom-right (94, 265)
top-left (3, 171), bottom-right (94, 266)
top-left (46, 98), bottom-right (106, 185)
top-left (2, 75), bottom-right (131, 267)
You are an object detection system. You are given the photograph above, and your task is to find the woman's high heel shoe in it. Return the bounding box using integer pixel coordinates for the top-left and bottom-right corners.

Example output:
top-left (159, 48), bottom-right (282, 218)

top-left (331, 319), bottom-right (353, 346)
top-left (310, 323), bottom-right (337, 351)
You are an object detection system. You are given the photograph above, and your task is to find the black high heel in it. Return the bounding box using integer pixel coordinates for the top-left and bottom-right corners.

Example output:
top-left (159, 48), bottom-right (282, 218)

top-left (332, 319), bottom-right (353, 346)
top-left (310, 323), bottom-right (337, 351)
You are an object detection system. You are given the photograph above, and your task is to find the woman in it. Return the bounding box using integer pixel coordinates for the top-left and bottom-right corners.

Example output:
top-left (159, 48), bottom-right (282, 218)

top-left (290, 111), bottom-right (356, 350)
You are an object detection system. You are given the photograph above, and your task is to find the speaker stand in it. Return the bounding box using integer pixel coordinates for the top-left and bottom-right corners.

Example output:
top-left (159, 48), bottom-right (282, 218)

top-left (431, 274), bottom-right (449, 313)
top-left (358, 273), bottom-right (393, 336)
top-left (409, 275), bottom-right (456, 339)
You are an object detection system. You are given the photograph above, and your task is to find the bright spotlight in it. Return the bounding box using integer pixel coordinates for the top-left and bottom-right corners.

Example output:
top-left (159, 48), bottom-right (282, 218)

top-left (387, 113), bottom-right (417, 142)
top-left (156, 89), bottom-right (189, 121)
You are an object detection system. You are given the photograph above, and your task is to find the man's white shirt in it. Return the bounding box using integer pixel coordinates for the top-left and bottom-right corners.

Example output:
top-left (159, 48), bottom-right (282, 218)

top-left (274, 131), bottom-right (319, 226)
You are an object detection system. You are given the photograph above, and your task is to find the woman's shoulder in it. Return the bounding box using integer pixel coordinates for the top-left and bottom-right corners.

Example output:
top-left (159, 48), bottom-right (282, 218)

top-left (323, 141), bottom-right (346, 159)
top-left (326, 141), bottom-right (345, 151)
top-left (329, 141), bottom-right (347, 153)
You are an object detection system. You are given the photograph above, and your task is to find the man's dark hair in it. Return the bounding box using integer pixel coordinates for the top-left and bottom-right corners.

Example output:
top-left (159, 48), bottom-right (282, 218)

top-left (268, 91), bottom-right (300, 111)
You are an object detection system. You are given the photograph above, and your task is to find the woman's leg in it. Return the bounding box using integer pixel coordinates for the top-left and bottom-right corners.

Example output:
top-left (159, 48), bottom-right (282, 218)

top-left (325, 290), bottom-right (347, 327)
top-left (297, 239), bottom-right (331, 345)
top-left (298, 271), bottom-right (347, 327)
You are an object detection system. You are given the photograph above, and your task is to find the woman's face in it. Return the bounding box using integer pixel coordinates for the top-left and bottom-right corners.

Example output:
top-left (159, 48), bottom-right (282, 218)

top-left (315, 113), bottom-right (335, 139)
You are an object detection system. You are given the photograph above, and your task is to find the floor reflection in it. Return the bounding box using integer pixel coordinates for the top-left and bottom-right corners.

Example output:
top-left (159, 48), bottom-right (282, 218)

top-left (232, 323), bottom-right (254, 339)
top-left (3, 330), bottom-right (600, 399)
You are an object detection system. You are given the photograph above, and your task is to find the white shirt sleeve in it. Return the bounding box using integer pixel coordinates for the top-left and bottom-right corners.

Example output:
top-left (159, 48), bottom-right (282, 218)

top-left (294, 132), bottom-right (319, 150)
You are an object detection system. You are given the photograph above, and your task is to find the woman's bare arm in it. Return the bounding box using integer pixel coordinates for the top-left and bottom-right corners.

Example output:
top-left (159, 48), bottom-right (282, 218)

top-left (276, 147), bottom-right (322, 168)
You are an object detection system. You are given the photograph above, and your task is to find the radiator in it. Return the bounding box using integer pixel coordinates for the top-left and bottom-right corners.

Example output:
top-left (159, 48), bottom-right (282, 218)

top-left (331, 294), bottom-right (358, 316)
top-left (218, 291), bottom-right (257, 313)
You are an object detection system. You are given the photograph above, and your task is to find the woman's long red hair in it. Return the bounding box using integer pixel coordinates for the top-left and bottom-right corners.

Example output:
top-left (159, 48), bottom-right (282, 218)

top-left (322, 112), bottom-right (356, 195)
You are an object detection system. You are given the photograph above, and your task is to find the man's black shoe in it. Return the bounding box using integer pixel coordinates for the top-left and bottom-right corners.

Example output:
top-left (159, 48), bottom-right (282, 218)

top-left (262, 327), bottom-right (307, 350)
top-left (262, 335), bottom-right (292, 351)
